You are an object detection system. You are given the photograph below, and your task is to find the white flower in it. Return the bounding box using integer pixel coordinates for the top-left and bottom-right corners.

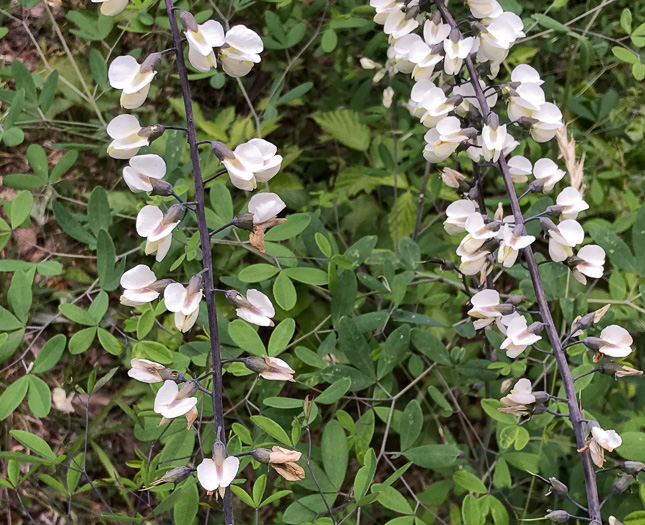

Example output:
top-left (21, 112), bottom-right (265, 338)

top-left (370, 0), bottom-right (401, 25)
top-left (417, 87), bottom-right (455, 128)
top-left (249, 193), bottom-right (286, 224)
top-left (409, 40), bottom-right (443, 80)
top-left (222, 139), bottom-right (282, 191)
top-left (230, 289), bottom-right (275, 327)
top-left (597, 325), bottom-right (633, 358)
top-left (136, 205), bottom-right (182, 262)
top-left (423, 117), bottom-right (469, 163)
top-left (197, 442), bottom-right (240, 496)
top-left (453, 79), bottom-right (498, 116)
top-left (588, 425), bottom-right (622, 467)
top-left (91, 0), bottom-right (128, 16)
top-left (107, 115), bottom-right (160, 159)
top-left (507, 156), bottom-right (532, 184)
top-left (458, 212), bottom-right (499, 254)
top-left (477, 12), bottom-right (525, 63)
top-left (52, 387), bottom-right (75, 413)
top-left (511, 64), bottom-right (544, 86)
top-left (468, 289), bottom-right (505, 329)
top-left (383, 87), bottom-right (394, 108)
top-left (120, 265), bottom-right (162, 306)
top-left (547, 219), bottom-right (584, 262)
top-left (500, 316), bottom-right (542, 358)
top-left (164, 276), bottom-right (203, 316)
top-left (245, 355), bottom-right (295, 381)
top-left (383, 8), bottom-right (419, 40)
top-left (174, 309), bottom-right (200, 333)
top-left (466, 0), bottom-right (502, 19)
top-left (571, 244), bottom-right (605, 284)
top-left (108, 54), bottom-right (158, 109)
top-left (392, 34), bottom-right (422, 74)
top-left (481, 123), bottom-right (507, 162)
top-left (443, 35), bottom-right (474, 75)
top-left (409, 79), bottom-right (437, 119)
top-left (533, 158), bottom-right (565, 192)
top-left (123, 154), bottom-right (166, 193)
top-left (497, 224), bottom-right (535, 268)
top-left (219, 25), bottom-right (263, 77)
top-left (444, 199), bottom-right (477, 235)
top-left (507, 83), bottom-right (545, 121)
top-left (184, 19), bottom-right (225, 72)
top-left (128, 359), bottom-right (168, 383)
top-left (423, 18), bottom-right (451, 44)
top-left (501, 378), bottom-right (535, 406)
top-left (530, 102), bottom-right (564, 143)
top-left (154, 380), bottom-right (198, 419)
top-left (555, 187), bottom-right (589, 220)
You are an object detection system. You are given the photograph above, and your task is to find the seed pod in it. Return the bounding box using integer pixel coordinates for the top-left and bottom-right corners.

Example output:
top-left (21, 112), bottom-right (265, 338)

top-left (548, 477), bottom-right (569, 496)
top-left (611, 474), bottom-right (633, 494)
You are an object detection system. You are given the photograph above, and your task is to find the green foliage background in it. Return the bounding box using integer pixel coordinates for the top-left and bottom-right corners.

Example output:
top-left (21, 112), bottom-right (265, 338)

top-left (1, 0), bottom-right (645, 523)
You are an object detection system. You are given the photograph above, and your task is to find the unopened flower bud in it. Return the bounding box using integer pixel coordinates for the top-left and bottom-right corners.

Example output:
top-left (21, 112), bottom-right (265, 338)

top-left (232, 213), bottom-right (254, 231)
top-left (450, 27), bottom-right (461, 42)
top-left (611, 475), bottom-right (633, 494)
top-left (158, 466), bottom-right (196, 484)
top-left (176, 379), bottom-right (199, 400)
top-left (441, 167), bottom-right (466, 190)
top-left (546, 510), bottom-right (570, 523)
top-left (149, 178), bottom-right (175, 197)
top-left (251, 447), bottom-right (272, 464)
top-left (545, 204), bottom-right (564, 217)
top-left (179, 9), bottom-right (198, 32)
top-left (619, 461), bottom-right (645, 475)
top-left (359, 57), bottom-right (378, 70)
top-left (571, 312), bottom-right (595, 334)
top-left (138, 124), bottom-right (165, 143)
top-left (140, 52), bottom-right (162, 73)
top-left (163, 204), bottom-right (185, 224)
top-left (210, 141), bottom-right (235, 161)
top-left (547, 477), bottom-right (568, 496)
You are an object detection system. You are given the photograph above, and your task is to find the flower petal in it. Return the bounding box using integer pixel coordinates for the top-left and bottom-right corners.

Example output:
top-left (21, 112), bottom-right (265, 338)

top-left (121, 264), bottom-right (157, 289)
top-left (107, 114), bottom-right (141, 140)
top-left (164, 283), bottom-right (188, 313)
top-left (136, 205), bottom-right (164, 238)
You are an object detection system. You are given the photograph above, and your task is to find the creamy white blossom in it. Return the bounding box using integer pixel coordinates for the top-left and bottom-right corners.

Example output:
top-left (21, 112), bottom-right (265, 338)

top-left (443, 34), bottom-right (474, 75)
top-left (466, 0), bottom-right (503, 19)
top-left (571, 244), bottom-right (605, 284)
top-left (597, 325), bottom-right (633, 358)
top-left (507, 82), bottom-right (545, 121)
top-left (423, 117), bottom-right (469, 163)
top-left (123, 154), bottom-right (166, 193)
top-left (164, 277), bottom-right (203, 316)
top-left (128, 359), bottom-right (168, 383)
top-left (120, 265), bottom-right (163, 306)
top-left (453, 79), bottom-right (498, 116)
top-left (197, 442), bottom-right (240, 496)
top-left (468, 289), bottom-right (510, 328)
top-left (555, 187), bottom-right (589, 220)
top-left (154, 380), bottom-right (198, 420)
top-left (383, 8), bottom-right (419, 40)
top-left (501, 315), bottom-right (542, 358)
top-left (497, 224), bottom-right (535, 268)
top-left (107, 114), bottom-right (151, 159)
top-left (547, 219), bottom-right (584, 262)
top-left (531, 102), bottom-right (564, 142)
top-left (383, 86), bottom-right (395, 108)
top-left (92, 0), bottom-right (128, 16)
top-left (481, 122), bottom-right (507, 162)
top-left (444, 199), bottom-right (477, 235)
top-left (392, 34), bottom-right (423, 74)
top-left (136, 205), bottom-right (182, 262)
top-left (458, 212), bottom-right (499, 254)
top-left (230, 289), bottom-right (275, 327)
top-left (185, 19), bottom-right (225, 72)
top-left (108, 54), bottom-right (159, 109)
top-left (507, 156), bottom-right (532, 183)
top-left (501, 378), bottom-right (535, 406)
top-left (533, 158), bottom-right (565, 192)
top-left (219, 25), bottom-right (264, 77)
top-left (477, 12), bottom-right (525, 65)
top-left (588, 425), bottom-right (622, 467)
top-left (221, 139), bottom-right (282, 191)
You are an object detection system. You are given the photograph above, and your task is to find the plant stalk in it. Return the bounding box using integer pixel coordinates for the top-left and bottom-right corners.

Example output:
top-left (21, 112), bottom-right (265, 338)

top-left (433, 0), bottom-right (601, 521)
top-left (164, 1), bottom-right (234, 523)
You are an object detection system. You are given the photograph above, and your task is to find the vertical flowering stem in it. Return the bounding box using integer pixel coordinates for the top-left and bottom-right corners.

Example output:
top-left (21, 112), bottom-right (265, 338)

top-left (433, 1), bottom-right (601, 520)
top-left (164, 1), bottom-right (234, 522)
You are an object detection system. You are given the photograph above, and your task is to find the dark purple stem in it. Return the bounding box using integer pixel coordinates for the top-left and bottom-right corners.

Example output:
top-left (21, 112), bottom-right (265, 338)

top-left (163, 1), bottom-right (234, 523)
top-left (433, 0), bottom-right (601, 522)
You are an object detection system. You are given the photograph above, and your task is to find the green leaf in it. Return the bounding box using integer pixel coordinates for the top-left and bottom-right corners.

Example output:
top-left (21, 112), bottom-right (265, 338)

top-left (3, 127), bottom-right (25, 147)
top-left (268, 318), bottom-right (295, 356)
top-left (87, 187), bottom-right (112, 237)
top-left (620, 8), bottom-right (632, 33)
top-left (589, 225), bottom-right (636, 273)
top-left (27, 144), bottom-right (49, 180)
top-left (283, 267), bottom-right (328, 285)
top-left (404, 444), bottom-right (460, 469)
top-left (462, 494), bottom-right (483, 525)
top-left (12, 60), bottom-right (37, 103)
top-left (97, 229), bottom-right (121, 291)
top-left (69, 327), bottom-right (97, 354)
top-left (354, 448), bottom-right (377, 501)
top-left (27, 375), bottom-right (51, 417)
top-left (481, 399), bottom-right (517, 425)
top-left (88, 291), bottom-right (109, 323)
top-left (10, 191), bottom-right (33, 229)
top-left (277, 82), bottom-right (314, 106)
top-left (31, 334), bottom-right (66, 374)
top-left (321, 29), bottom-right (338, 52)
top-left (633, 204), bottom-right (645, 274)
top-left (250, 415), bottom-right (291, 445)
top-left (344, 236), bottom-right (377, 267)
top-left (316, 377), bottom-right (352, 405)
top-left (52, 200), bottom-right (95, 246)
top-left (612, 46), bottom-right (639, 64)
top-left (0, 376), bottom-right (29, 421)
top-left (264, 213), bottom-right (311, 241)
top-left (273, 272), bottom-right (297, 310)
top-left (377, 324), bottom-right (410, 379)
top-left (313, 110), bottom-right (371, 151)
top-left (0, 306), bottom-right (23, 331)
top-left (98, 328), bottom-right (122, 356)
top-left (92, 366), bottom-right (119, 393)
top-left (531, 13), bottom-right (571, 33)
top-left (454, 471), bottom-right (487, 494)
top-left (8, 269), bottom-right (33, 323)
top-left (337, 317), bottom-right (375, 379)
top-left (40, 70), bottom-right (58, 113)
top-left (59, 303), bottom-right (98, 326)
top-left (229, 320), bottom-right (265, 356)
top-left (10, 430), bottom-right (56, 460)
top-left (49, 151), bottom-right (78, 182)
top-left (89, 48), bottom-right (108, 90)
top-left (377, 486), bottom-right (413, 514)
top-left (321, 420), bottom-right (348, 490)
top-left (399, 399), bottom-right (423, 451)
top-left (238, 264), bottom-right (279, 283)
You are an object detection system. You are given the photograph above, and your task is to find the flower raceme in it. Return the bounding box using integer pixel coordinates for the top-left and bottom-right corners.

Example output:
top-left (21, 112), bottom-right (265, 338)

top-left (108, 53), bottom-right (160, 109)
top-left (136, 204), bottom-right (183, 262)
top-left (211, 140), bottom-right (283, 191)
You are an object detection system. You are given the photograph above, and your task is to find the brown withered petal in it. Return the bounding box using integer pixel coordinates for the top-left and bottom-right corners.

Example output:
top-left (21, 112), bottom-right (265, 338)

top-left (269, 446), bottom-right (302, 464)
top-left (186, 407), bottom-right (198, 429)
top-left (249, 227), bottom-right (266, 253)
top-left (272, 462), bottom-right (305, 481)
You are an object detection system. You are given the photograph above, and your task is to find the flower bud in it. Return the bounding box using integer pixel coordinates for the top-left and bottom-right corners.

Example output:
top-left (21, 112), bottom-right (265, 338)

top-left (158, 466), bottom-right (196, 484)
top-left (179, 9), bottom-right (198, 32)
top-left (449, 27), bottom-right (461, 43)
top-left (441, 167), bottom-right (467, 190)
top-left (251, 447), bottom-right (272, 464)
top-left (439, 260), bottom-right (457, 271)
top-left (140, 52), bottom-right (162, 73)
top-left (138, 124), bottom-right (165, 143)
top-left (232, 213), bottom-right (254, 231)
top-left (359, 57), bottom-right (378, 70)
top-left (210, 141), bottom-right (235, 161)
top-left (546, 510), bottom-right (570, 523)
top-left (545, 204), bottom-right (564, 217)
top-left (547, 477), bottom-right (568, 496)
top-left (571, 312), bottom-right (595, 334)
top-left (619, 461), bottom-right (645, 475)
top-left (176, 379), bottom-right (199, 400)
top-left (611, 474), bottom-right (633, 494)
top-left (149, 178), bottom-right (175, 197)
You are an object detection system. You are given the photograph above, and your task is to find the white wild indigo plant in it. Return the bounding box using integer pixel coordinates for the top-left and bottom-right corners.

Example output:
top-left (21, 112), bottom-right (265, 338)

top-left (370, 0), bottom-right (642, 523)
